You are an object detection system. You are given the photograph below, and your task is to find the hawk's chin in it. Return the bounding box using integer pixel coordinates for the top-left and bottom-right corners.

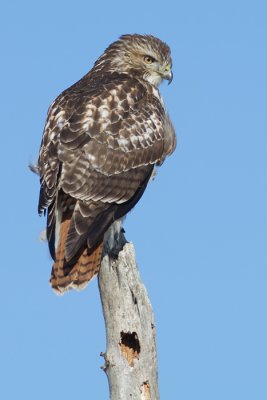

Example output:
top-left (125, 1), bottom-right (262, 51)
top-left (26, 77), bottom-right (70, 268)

top-left (145, 73), bottom-right (163, 87)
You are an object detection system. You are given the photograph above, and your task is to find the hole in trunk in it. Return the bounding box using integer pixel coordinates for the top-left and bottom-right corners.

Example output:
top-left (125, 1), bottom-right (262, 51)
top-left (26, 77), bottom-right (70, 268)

top-left (141, 381), bottom-right (151, 400)
top-left (119, 331), bottom-right (140, 366)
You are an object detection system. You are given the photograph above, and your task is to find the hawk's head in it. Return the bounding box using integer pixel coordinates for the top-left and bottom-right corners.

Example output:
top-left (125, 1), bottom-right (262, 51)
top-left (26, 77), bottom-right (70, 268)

top-left (94, 34), bottom-right (173, 87)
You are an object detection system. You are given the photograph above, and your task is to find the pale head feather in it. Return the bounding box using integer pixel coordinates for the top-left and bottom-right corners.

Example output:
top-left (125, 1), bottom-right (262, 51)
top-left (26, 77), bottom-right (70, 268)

top-left (93, 34), bottom-right (172, 87)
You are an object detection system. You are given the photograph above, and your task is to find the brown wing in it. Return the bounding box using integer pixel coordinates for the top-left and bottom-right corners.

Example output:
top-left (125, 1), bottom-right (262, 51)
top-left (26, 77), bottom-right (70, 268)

top-left (38, 72), bottom-right (174, 265)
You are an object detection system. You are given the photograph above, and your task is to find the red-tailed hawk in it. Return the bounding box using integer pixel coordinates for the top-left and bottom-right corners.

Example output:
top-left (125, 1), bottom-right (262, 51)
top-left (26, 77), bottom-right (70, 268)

top-left (36, 34), bottom-right (176, 294)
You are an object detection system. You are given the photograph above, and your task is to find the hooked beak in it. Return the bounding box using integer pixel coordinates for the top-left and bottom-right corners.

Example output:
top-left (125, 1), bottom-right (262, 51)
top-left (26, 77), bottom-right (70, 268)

top-left (166, 70), bottom-right (173, 85)
top-left (162, 66), bottom-right (173, 85)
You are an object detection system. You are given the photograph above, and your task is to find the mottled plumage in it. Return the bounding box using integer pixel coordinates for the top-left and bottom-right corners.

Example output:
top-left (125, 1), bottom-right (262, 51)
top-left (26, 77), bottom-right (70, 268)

top-left (37, 34), bottom-right (176, 294)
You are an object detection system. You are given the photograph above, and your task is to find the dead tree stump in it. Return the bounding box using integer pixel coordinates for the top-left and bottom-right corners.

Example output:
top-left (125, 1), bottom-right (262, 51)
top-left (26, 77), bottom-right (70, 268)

top-left (98, 240), bottom-right (159, 400)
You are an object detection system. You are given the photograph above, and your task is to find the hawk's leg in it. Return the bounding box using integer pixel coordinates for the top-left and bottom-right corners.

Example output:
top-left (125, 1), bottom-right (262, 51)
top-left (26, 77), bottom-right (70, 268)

top-left (103, 218), bottom-right (127, 258)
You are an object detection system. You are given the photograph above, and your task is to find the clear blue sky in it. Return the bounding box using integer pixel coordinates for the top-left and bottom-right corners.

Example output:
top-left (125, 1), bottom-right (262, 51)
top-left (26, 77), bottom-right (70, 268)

top-left (1, 0), bottom-right (266, 399)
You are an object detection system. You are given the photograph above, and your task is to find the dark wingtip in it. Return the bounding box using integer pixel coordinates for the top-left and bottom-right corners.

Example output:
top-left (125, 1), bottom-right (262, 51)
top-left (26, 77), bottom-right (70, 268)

top-left (29, 163), bottom-right (39, 175)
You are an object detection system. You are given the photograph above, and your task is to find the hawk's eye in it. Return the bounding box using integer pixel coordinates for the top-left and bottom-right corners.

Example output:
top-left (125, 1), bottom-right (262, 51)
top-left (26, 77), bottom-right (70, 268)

top-left (144, 55), bottom-right (155, 64)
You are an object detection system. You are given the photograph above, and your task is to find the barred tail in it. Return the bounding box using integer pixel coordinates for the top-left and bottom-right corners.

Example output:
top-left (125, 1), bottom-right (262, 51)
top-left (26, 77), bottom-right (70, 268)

top-left (50, 217), bottom-right (103, 295)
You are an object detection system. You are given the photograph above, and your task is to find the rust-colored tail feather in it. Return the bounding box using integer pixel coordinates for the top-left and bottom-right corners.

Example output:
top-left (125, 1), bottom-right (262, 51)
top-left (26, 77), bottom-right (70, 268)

top-left (50, 217), bottom-right (103, 295)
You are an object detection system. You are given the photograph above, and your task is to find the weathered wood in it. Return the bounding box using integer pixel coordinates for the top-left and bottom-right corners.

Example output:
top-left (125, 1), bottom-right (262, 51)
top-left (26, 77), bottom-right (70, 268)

top-left (98, 240), bottom-right (159, 400)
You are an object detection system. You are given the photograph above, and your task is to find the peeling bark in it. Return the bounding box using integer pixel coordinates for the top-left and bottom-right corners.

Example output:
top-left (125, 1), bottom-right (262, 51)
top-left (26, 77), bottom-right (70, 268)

top-left (98, 240), bottom-right (159, 400)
